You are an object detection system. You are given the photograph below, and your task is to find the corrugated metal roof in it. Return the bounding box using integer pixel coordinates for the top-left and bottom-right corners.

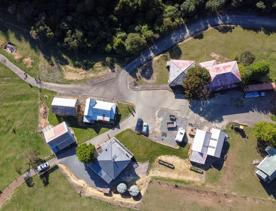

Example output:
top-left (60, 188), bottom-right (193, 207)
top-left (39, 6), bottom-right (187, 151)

top-left (83, 98), bottom-right (116, 123)
top-left (168, 60), bottom-right (195, 85)
top-left (257, 153), bottom-right (276, 177)
top-left (51, 97), bottom-right (77, 107)
top-left (244, 82), bottom-right (276, 92)
top-left (88, 138), bottom-right (133, 184)
top-left (43, 122), bottom-right (69, 143)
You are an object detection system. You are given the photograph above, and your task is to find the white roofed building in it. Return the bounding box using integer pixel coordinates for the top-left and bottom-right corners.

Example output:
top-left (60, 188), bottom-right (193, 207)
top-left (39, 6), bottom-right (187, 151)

top-left (51, 97), bottom-right (78, 116)
top-left (167, 59), bottom-right (195, 87)
top-left (189, 128), bottom-right (226, 165)
top-left (83, 98), bottom-right (117, 124)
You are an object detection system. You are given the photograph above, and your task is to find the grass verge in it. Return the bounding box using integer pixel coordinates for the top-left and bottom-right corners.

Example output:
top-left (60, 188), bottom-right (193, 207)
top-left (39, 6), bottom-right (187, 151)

top-left (115, 129), bottom-right (188, 164)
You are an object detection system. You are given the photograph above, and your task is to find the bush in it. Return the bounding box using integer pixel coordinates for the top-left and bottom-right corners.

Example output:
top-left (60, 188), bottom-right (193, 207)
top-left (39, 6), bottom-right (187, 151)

top-left (240, 61), bottom-right (270, 84)
top-left (76, 143), bottom-right (95, 163)
top-left (238, 51), bottom-right (255, 66)
top-left (183, 66), bottom-right (211, 99)
top-left (253, 122), bottom-right (276, 147)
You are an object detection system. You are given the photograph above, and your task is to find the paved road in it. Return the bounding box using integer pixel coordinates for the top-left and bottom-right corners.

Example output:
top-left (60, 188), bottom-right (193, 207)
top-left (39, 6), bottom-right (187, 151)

top-left (0, 158), bottom-right (58, 208)
top-left (1, 13), bottom-right (275, 145)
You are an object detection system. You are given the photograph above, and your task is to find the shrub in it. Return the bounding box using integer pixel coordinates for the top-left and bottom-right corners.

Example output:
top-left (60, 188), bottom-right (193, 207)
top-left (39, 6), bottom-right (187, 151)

top-left (183, 66), bottom-right (211, 99)
top-left (76, 143), bottom-right (95, 163)
top-left (253, 122), bottom-right (276, 147)
top-left (240, 61), bottom-right (270, 84)
top-left (238, 51), bottom-right (255, 66)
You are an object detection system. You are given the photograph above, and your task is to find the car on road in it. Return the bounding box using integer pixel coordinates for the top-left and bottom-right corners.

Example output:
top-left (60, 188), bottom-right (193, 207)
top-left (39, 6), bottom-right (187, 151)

top-left (175, 127), bottom-right (185, 142)
top-left (142, 122), bottom-right (149, 136)
top-left (244, 91), bottom-right (266, 99)
top-left (135, 118), bottom-right (143, 134)
top-left (37, 162), bottom-right (50, 173)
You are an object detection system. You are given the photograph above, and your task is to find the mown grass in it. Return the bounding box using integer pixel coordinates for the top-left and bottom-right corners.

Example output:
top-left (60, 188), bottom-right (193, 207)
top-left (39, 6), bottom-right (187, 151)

top-left (116, 129), bottom-right (188, 164)
top-left (0, 64), bottom-right (50, 190)
top-left (206, 126), bottom-right (276, 199)
top-left (152, 26), bottom-right (276, 84)
top-left (2, 170), bottom-right (129, 211)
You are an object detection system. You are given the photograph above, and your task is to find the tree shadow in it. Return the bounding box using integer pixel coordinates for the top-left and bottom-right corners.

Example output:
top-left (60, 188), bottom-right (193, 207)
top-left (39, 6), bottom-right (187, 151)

top-left (214, 25), bottom-right (235, 33)
top-left (188, 90), bottom-right (274, 123)
top-left (169, 45), bottom-right (182, 59)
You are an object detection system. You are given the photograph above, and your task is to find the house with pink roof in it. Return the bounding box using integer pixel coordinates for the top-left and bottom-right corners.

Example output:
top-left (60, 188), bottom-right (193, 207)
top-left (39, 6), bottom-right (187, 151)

top-left (200, 60), bottom-right (241, 91)
top-left (167, 59), bottom-right (195, 87)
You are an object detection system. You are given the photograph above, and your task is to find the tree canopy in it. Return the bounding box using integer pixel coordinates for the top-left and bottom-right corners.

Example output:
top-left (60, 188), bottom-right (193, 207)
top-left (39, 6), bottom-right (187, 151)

top-left (2, 0), bottom-right (276, 57)
top-left (76, 143), bottom-right (95, 163)
top-left (254, 122), bottom-right (276, 147)
top-left (183, 66), bottom-right (211, 99)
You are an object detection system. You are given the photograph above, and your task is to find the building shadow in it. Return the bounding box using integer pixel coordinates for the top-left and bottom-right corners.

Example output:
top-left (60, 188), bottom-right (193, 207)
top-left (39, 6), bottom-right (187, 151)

top-left (259, 179), bottom-right (276, 199)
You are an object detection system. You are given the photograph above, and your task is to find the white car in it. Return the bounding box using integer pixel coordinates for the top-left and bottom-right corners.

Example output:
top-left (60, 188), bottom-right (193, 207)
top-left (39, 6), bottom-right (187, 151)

top-left (175, 127), bottom-right (185, 142)
top-left (142, 122), bottom-right (149, 136)
top-left (37, 162), bottom-right (50, 173)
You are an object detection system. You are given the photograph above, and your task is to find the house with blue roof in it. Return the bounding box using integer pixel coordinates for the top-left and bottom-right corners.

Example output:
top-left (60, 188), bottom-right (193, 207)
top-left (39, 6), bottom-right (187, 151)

top-left (83, 98), bottom-right (117, 124)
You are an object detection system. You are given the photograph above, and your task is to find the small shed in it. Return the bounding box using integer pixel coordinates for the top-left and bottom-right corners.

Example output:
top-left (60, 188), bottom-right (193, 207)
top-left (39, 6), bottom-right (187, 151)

top-left (51, 97), bottom-right (78, 116)
top-left (256, 146), bottom-right (276, 183)
top-left (43, 122), bottom-right (76, 154)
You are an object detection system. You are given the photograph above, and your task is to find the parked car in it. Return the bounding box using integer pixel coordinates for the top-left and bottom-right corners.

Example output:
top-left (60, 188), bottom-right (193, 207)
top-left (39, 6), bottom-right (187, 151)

top-left (244, 91), bottom-right (266, 99)
top-left (135, 118), bottom-right (143, 134)
top-left (37, 162), bottom-right (50, 173)
top-left (169, 114), bottom-right (177, 121)
top-left (142, 122), bottom-right (149, 136)
top-left (175, 127), bottom-right (185, 142)
top-left (167, 121), bottom-right (177, 129)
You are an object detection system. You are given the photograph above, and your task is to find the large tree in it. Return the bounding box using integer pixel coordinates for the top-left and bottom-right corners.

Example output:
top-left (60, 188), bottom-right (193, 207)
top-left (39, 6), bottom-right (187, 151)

top-left (76, 143), bottom-right (95, 163)
top-left (183, 66), bottom-right (211, 99)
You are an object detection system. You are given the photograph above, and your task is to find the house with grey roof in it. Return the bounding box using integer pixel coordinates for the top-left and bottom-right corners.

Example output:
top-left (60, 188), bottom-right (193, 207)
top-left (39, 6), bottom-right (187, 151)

top-left (87, 137), bottom-right (134, 184)
top-left (256, 146), bottom-right (276, 183)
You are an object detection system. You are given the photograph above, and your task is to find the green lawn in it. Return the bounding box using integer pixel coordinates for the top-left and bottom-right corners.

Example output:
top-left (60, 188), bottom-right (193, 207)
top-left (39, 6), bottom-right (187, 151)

top-left (206, 126), bottom-right (276, 199)
top-left (0, 64), bottom-right (50, 190)
top-left (152, 54), bottom-right (169, 85)
top-left (116, 129), bottom-right (188, 164)
top-left (2, 170), bottom-right (129, 211)
top-left (152, 26), bottom-right (276, 84)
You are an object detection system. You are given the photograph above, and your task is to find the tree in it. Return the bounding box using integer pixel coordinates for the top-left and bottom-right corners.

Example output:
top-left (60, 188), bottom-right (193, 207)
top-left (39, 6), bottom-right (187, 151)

top-left (256, 1), bottom-right (266, 10)
top-left (26, 150), bottom-right (41, 170)
top-left (76, 143), bottom-right (95, 163)
top-left (183, 66), bottom-right (211, 99)
top-left (180, 0), bottom-right (198, 16)
top-left (206, 0), bottom-right (226, 12)
top-left (254, 122), bottom-right (276, 146)
top-left (125, 33), bottom-right (147, 55)
top-left (238, 51), bottom-right (255, 66)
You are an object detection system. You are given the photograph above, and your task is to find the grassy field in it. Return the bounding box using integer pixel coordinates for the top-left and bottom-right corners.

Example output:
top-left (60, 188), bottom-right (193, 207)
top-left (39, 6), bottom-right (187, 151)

top-left (0, 64), bottom-right (50, 190)
top-left (2, 170), bottom-right (129, 211)
top-left (206, 126), bottom-right (276, 199)
top-left (152, 26), bottom-right (276, 84)
top-left (48, 99), bottom-right (134, 144)
top-left (116, 129), bottom-right (188, 164)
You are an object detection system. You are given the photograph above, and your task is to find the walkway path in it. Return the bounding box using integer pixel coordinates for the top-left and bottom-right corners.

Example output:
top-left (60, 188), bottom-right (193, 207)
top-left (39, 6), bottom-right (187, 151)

top-left (0, 158), bottom-right (58, 208)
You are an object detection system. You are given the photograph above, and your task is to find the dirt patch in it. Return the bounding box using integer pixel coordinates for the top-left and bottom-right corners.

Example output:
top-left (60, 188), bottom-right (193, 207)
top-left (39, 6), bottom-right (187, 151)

top-left (210, 52), bottom-right (230, 62)
top-left (150, 156), bottom-right (205, 184)
top-left (38, 102), bottom-right (49, 130)
top-left (58, 164), bottom-right (151, 209)
top-left (63, 63), bottom-right (108, 81)
top-left (23, 57), bottom-right (33, 68)
top-left (13, 52), bottom-right (22, 61)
